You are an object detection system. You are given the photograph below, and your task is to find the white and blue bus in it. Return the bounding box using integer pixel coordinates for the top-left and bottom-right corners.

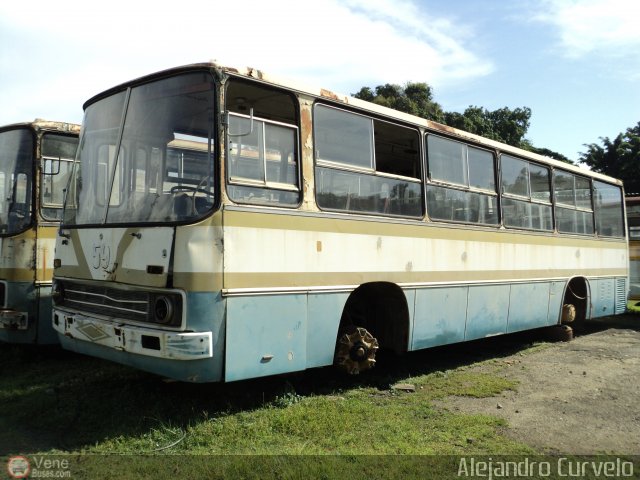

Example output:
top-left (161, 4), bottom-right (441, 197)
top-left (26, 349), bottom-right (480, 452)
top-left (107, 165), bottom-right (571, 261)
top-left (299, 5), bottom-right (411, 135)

top-left (0, 120), bottom-right (79, 344)
top-left (51, 63), bottom-right (628, 381)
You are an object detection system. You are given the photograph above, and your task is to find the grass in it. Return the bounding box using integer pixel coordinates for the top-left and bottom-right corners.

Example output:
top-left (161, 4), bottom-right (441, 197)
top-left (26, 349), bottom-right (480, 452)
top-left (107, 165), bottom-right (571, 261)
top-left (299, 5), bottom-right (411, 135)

top-left (0, 331), bottom-right (550, 478)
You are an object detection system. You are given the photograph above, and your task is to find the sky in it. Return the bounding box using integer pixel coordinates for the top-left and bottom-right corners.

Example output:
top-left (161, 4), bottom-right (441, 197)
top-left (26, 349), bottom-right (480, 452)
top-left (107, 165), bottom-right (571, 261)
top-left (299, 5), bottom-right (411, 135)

top-left (1, 0), bottom-right (639, 162)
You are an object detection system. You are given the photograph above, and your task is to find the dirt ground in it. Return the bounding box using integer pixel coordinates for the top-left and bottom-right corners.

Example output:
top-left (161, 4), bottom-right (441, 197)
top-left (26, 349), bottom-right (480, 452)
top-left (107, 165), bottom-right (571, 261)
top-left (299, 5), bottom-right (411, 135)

top-left (438, 314), bottom-right (640, 454)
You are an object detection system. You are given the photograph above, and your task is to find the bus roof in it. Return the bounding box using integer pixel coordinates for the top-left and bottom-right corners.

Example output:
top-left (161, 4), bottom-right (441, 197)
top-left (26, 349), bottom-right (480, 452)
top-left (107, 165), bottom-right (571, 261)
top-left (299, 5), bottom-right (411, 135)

top-left (83, 62), bottom-right (623, 188)
top-left (0, 119), bottom-right (80, 135)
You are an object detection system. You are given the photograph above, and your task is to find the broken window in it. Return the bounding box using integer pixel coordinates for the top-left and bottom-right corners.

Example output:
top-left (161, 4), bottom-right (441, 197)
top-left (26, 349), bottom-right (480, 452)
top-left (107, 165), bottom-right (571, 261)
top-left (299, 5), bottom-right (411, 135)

top-left (314, 104), bottom-right (422, 218)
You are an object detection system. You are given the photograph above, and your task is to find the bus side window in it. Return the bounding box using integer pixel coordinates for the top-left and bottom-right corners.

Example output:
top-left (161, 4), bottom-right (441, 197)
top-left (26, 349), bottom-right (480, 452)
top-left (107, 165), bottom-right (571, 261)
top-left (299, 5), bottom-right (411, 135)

top-left (226, 79), bottom-right (300, 207)
top-left (553, 170), bottom-right (594, 235)
top-left (41, 133), bottom-right (79, 221)
top-left (426, 135), bottom-right (498, 225)
top-left (501, 155), bottom-right (553, 232)
top-left (315, 104), bottom-right (422, 218)
top-left (593, 181), bottom-right (624, 237)
top-left (8, 172), bottom-right (31, 231)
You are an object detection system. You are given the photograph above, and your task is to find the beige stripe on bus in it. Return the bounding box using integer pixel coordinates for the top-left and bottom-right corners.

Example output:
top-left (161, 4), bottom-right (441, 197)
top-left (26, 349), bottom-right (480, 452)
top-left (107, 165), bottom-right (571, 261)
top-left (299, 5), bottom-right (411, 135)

top-left (0, 268), bottom-right (37, 282)
top-left (223, 209), bottom-right (628, 249)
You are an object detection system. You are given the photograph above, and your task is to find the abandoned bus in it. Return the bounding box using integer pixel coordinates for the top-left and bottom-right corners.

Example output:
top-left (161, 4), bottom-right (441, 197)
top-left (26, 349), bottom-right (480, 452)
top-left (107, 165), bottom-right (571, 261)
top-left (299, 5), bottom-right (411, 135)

top-left (0, 120), bottom-right (79, 344)
top-left (627, 196), bottom-right (640, 312)
top-left (51, 63), bottom-right (628, 382)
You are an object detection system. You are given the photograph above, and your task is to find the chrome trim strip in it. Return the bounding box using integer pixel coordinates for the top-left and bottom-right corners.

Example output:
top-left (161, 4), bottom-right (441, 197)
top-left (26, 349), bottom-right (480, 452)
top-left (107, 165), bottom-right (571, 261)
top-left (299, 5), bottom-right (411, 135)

top-left (221, 275), bottom-right (628, 297)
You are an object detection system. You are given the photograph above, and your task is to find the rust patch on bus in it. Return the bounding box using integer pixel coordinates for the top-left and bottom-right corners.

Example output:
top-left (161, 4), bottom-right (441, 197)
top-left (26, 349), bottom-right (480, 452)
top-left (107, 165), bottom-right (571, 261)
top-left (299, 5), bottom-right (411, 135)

top-left (320, 89), bottom-right (340, 101)
top-left (300, 106), bottom-right (313, 139)
top-left (428, 121), bottom-right (458, 135)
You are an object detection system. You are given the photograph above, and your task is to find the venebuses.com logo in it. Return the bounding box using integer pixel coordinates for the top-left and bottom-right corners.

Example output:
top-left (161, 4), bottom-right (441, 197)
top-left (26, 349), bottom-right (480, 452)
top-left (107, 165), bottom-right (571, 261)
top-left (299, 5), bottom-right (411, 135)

top-left (6, 456), bottom-right (30, 479)
top-left (6, 455), bottom-right (71, 478)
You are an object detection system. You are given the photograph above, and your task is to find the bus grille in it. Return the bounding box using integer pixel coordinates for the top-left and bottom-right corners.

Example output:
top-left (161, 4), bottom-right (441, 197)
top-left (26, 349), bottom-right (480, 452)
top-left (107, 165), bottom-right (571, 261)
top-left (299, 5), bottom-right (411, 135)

top-left (615, 277), bottom-right (627, 314)
top-left (57, 281), bottom-right (149, 322)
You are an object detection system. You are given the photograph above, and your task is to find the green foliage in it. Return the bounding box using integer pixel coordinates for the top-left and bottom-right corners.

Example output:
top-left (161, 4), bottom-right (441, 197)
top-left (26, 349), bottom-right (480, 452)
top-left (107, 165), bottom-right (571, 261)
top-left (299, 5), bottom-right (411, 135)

top-left (413, 370), bottom-right (517, 399)
top-left (0, 342), bottom-right (532, 463)
top-left (353, 82), bottom-right (445, 123)
top-left (444, 105), bottom-right (532, 149)
top-left (579, 122), bottom-right (640, 194)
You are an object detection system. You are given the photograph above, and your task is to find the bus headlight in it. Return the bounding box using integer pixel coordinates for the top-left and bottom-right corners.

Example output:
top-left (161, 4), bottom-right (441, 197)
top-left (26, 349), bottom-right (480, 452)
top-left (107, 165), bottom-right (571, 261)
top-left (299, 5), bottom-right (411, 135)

top-left (153, 295), bottom-right (174, 324)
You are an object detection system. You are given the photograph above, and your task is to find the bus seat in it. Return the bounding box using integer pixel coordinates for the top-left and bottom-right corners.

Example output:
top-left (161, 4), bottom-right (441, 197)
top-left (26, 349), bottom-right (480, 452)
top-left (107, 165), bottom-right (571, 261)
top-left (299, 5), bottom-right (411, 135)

top-left (173, 193), bottom-right (191, 218)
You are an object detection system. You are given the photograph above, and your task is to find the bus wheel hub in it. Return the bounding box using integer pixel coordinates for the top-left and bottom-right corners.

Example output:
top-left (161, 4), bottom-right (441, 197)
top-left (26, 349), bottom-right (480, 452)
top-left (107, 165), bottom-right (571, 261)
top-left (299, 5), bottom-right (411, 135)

top-left (561, 304), bottom-right (576, 323)
top-left (335, 327), bottom-right (379, 375)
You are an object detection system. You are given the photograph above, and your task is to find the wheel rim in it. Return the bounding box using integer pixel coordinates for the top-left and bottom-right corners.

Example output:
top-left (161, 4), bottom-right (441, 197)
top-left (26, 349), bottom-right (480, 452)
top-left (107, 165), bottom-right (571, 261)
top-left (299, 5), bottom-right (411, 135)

top-left (334, 327), bottom-right (379, 375)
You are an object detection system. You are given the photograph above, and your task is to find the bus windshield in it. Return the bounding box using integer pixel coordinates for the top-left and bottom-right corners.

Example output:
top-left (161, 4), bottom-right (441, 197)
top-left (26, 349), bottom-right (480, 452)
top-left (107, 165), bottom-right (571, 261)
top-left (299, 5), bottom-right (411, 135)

top-left (63, 72), bottom-right (216, 226)
top-left (0, 128), bottom-right (33, 235)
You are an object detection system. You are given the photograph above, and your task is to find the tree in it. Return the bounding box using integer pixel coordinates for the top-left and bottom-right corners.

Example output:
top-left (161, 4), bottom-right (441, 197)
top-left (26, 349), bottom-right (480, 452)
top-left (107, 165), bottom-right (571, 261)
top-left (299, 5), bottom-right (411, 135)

top-left (353, 82), bottom-right (445, 123)
top-left (580, 122), bottom-right (640, 195)
top-left (444, 105), bottom-right (532, 149)
top-left (443, 108), bottom-right (492, 138)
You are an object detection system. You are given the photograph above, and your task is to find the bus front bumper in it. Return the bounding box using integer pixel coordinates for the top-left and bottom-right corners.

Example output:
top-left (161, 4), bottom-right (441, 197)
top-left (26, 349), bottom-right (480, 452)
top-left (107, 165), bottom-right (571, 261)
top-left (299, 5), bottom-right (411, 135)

top-left (52, 309), bottom-right (213, 361)
top-left (0, 309), bottom-right (28, 330)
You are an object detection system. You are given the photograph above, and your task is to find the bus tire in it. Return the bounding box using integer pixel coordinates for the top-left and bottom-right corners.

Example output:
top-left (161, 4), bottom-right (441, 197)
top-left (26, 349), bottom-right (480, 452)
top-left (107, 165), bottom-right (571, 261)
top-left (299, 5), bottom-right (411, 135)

top-left (334, 326), bottom-right (379, 375)
top-left (546, 324), bottom-right (573, 342)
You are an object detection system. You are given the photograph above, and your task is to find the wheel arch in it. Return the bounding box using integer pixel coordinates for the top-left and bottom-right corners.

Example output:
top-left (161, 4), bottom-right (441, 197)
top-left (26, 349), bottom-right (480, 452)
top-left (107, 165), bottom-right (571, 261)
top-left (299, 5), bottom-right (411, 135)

top-left (337, 281), bottom-right (411, 354)
top-left (560, 276), bottom-right (590, 323)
